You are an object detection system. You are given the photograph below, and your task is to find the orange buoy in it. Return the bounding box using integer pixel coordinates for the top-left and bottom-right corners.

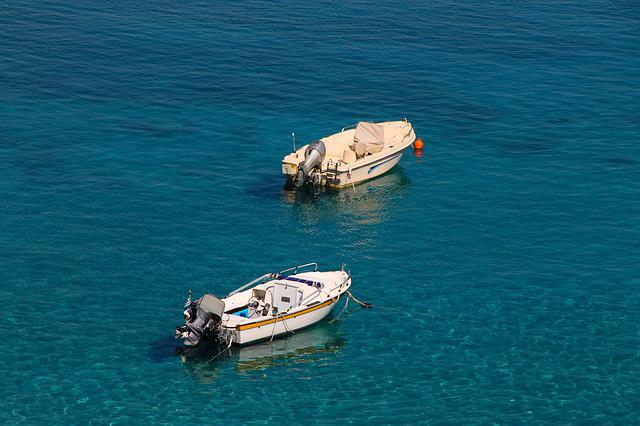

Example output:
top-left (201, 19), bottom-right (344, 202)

top-left (413, 137), bottom-right (424, 150)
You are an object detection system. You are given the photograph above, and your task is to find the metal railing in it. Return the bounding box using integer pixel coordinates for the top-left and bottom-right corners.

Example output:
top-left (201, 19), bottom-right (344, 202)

top-left (227, 272), bottom-right (274, 297)
top-left (278, 262), bottom-right (319, 275)
top-left (341, 123), bottom-right (358, 132)
top-left (227, 263), bottom-right (320, 297)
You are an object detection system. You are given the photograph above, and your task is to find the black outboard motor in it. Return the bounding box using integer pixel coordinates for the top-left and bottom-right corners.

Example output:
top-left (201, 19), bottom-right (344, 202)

top-left (295, 140), bottom-right (326, 187)
top-left (176, 294), bottom-right (225, 346)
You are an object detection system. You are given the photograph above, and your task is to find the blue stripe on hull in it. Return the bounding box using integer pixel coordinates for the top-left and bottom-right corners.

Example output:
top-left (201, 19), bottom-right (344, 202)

top-left (367, 154), bottom-right (401, 174)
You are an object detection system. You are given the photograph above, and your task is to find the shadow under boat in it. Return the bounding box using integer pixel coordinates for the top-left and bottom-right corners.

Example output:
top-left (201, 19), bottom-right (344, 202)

top-left (282, 165), bottom-right (411, 203)
top-left (246, 161), bottom-right (411, 210)
top-left (281, 167), bottom-right (411, 225)
top-left (177, 322), bottom-right (347, 382)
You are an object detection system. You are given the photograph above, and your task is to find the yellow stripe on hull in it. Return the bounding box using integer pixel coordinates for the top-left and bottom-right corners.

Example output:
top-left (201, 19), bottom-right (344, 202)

top-left (237, 297), bottom-right (339, 331)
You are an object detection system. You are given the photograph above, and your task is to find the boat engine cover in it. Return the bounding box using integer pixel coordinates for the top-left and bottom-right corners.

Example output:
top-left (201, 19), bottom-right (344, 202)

top-left (296, 140), bottom-right (326, 187)
top-left (199, 294), bottom-right (225, 318)
top-left (301, 140), bottom-right (326, 174)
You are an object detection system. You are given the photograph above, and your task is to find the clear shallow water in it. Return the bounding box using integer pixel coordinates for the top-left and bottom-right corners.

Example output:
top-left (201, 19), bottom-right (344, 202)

top-left (1, 0), bottom-right (640, 424)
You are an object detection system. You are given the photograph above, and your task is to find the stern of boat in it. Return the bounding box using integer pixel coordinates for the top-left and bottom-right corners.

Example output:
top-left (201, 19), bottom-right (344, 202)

top-left (282, 148), bottom-right (307, 182)
top-left (176, 293), bottom-right (226, 347)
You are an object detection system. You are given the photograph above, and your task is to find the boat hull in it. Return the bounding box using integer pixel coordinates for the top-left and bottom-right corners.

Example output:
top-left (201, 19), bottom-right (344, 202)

top-left (332, 149), bottom-right (405, 188)
top-left (225, 297), bottom-right (341, 346)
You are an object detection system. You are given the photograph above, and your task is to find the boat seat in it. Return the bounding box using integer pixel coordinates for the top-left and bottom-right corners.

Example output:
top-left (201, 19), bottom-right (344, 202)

top-left (268, 283), bottom-right (303, 313)
top-left (342, 149), bottom-right (356, 164)
top-left (252, 288), bottom-right (266, 301)
top-left (323, 136), bottom-right (352, 158)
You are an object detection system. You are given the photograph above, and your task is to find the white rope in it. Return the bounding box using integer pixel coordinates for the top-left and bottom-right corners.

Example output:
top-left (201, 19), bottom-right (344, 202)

top-left (268, 315), bottom-right (279, 343)
top-left (320, 287), bottom-right (342, 303)
top-left (267, 309), bottom-right (296, 343)
top-left (330, 296), bottom-right (349, 323)
top-left (347, 165), bottom-right (356, 193)
top-left (282, 313), bottom-right (294, 335)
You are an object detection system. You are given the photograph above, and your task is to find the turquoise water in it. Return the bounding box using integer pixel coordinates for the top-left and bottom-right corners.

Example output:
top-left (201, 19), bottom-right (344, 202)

top-left (2, 1), bottom-right (640, 424)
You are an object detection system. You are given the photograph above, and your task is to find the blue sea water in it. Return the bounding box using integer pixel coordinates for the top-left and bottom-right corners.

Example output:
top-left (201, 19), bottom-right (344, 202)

top-left (1, 0), bottom-right (640, 424)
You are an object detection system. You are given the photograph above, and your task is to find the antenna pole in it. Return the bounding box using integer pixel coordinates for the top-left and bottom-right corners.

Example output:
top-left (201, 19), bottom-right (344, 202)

top-left (292, 132), bottom-right (296, 153)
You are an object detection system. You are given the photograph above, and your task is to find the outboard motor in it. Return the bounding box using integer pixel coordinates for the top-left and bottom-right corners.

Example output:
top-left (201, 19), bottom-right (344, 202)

top-left (176, 293), bottom-right (225, 346)
top-left (295, 140), bottom-right (326, 187)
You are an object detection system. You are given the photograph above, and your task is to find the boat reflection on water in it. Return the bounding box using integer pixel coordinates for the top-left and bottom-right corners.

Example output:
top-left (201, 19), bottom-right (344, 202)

top-left (281, 167), bottom-right (411, 225)
top-left (177, 322), bottom-right (346, 383)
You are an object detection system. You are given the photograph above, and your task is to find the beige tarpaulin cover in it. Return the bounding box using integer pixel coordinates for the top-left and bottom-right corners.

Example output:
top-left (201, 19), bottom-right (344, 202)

top-left (353, 122), bottom-right (385, 157)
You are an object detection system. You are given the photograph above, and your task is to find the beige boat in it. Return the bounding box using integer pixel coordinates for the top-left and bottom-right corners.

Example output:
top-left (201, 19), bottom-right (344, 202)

top-left (282, 119), bottom-right (416, 188)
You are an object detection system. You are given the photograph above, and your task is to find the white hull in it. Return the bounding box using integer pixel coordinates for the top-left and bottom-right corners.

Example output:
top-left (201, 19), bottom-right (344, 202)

top-left (224, 297), bottom-right (341, 345)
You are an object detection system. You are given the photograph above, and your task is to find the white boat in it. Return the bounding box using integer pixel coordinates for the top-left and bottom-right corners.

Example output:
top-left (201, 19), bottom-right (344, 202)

top-left (175, 263), bottom-right (351, 347)
top-left (282, 119), bottom-right (416, 188)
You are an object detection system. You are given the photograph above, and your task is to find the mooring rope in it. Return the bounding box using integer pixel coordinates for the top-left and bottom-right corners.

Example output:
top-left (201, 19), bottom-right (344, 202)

top-left (282, 314), bottom-right (294, 335)
top-left (348, 165), bottom-right (356, 193)
top-left (335, 291), bottom-right (440, 324)
top-left (203, 336), bottom-right (234, 364)
top-left (268, 315), bottom-right (279, 343)
top-left (330, 295), bottom-right (350, 323)
top-left (346, 290), bottom-right (372, 308)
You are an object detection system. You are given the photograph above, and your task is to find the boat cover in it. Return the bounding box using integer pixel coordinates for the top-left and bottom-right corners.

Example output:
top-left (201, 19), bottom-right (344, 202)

top-left (199, 294), bottom-right (225, 318)
top-left (353, 122), bottom-right (385, 156)
top-left (275, 274), bottom-right (322, 288)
